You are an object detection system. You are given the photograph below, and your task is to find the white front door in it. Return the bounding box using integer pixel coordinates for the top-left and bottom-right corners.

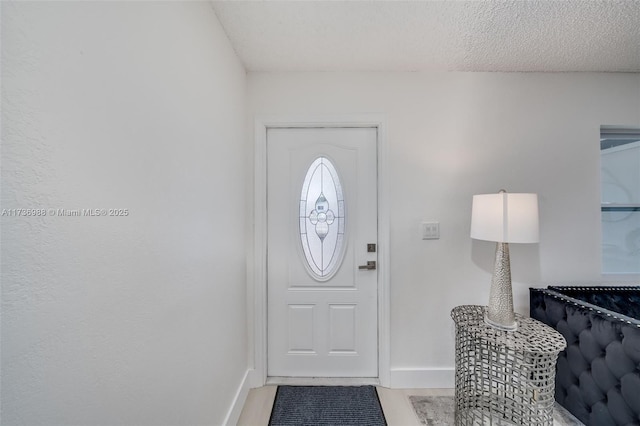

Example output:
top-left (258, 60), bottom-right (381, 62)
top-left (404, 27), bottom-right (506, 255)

top-left (267, 127), bottom-right (378, 378)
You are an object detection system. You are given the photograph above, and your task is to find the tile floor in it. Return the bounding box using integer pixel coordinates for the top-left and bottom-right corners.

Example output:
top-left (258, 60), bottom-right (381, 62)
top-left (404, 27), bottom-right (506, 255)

top-left (237, 387), bottom-right (453, 425)
top-left (237, 386), bottom-right (582, 426)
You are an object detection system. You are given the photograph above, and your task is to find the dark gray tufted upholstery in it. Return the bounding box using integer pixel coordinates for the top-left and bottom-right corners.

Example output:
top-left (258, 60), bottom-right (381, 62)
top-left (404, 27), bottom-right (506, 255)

top-left (530, 286), bottom-right (640, 426)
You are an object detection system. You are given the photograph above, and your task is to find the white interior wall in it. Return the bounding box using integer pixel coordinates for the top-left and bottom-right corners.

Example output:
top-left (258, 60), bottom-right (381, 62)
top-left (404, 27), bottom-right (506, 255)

top-left (1, 2), bottom-right (247, 425)
top-left (247, 71), bottom-right (640, 386)
top-left (3, 1), bottom-right (640, 421)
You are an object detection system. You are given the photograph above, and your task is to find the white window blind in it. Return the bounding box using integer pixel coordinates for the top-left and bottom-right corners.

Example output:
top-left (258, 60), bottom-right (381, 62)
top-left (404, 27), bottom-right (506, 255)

top-left (600, 125), bottom-right (640, 273)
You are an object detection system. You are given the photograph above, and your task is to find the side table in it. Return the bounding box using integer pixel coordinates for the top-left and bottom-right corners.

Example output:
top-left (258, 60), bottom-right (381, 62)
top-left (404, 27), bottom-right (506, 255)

top-left (451, 305), bottom-right (566, 426)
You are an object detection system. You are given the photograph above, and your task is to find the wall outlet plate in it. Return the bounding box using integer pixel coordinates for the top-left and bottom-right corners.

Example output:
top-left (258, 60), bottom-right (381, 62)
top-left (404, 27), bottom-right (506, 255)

top-left (421, 222), bottom-right (440, 240)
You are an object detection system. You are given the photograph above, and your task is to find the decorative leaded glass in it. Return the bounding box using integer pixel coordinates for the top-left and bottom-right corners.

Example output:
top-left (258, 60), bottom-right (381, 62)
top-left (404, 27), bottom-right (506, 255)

top-left (299, 157), bottom-right (346, 280)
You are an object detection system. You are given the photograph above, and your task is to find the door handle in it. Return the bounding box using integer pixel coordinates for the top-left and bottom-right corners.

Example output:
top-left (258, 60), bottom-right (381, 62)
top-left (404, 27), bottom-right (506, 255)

top-left (358, 261), bottom-right (377, 270)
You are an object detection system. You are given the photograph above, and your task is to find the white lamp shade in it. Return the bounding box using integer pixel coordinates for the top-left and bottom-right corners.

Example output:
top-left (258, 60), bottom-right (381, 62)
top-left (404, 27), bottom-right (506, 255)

top-left (471, 193), bottom-right (539, 243)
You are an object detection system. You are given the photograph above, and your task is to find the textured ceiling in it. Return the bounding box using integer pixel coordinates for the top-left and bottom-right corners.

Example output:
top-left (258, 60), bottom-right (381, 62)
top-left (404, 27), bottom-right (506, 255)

top-left (211, 0), bottom-right (640, 72)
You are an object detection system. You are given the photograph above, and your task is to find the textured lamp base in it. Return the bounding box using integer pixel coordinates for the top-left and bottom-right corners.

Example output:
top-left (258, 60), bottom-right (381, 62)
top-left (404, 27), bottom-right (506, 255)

top-left (485, 242), bottom-right (517, 331)
top-left (484, 313), bottom-right (517, 331)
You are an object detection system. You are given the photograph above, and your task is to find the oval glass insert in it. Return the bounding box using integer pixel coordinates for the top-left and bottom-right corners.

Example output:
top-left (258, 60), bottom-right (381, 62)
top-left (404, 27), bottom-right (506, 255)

top-left (299, 157), bottom-right (346, 281)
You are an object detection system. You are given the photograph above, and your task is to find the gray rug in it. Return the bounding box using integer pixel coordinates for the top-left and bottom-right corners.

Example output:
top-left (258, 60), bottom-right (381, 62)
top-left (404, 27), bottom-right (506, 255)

top-left (269, 385), bottom-right (386, 426)
top-left (409, 396), bottom-right (584, 426)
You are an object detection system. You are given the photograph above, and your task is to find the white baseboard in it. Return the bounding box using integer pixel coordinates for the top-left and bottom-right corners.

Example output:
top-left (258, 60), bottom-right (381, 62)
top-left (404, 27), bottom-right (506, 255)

top-left (266, 377), bottom-right (380, 386)
top-left (223, 369), bottom-right (252, 426)
top-left (389, 367), bottom-right (454, 389)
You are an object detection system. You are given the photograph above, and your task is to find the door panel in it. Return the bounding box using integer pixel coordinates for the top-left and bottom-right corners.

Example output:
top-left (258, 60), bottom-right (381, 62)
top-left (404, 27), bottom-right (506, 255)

top-left (267, 127), bottom-right (378, 378)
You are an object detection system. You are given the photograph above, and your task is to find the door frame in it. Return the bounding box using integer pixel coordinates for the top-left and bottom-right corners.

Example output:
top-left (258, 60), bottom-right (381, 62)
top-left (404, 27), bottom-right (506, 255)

top-left (251, 115), bottom-right (390, 388)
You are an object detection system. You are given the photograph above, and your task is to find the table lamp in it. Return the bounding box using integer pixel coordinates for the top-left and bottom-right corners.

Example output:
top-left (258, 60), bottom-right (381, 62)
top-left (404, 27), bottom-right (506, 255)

top-left (470, 190), bottom-right (539, 331)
